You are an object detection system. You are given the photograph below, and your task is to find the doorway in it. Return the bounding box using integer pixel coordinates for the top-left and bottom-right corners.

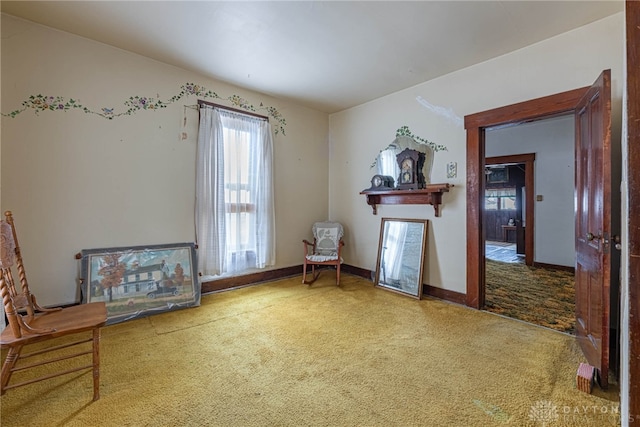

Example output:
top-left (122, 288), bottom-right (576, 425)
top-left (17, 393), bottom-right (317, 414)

top-left (464, 87), bottom-right (588, 310)
top-left (483, 162), bottom-right (525, 264)
top-left (484, 153), bottom-right (536, 267)
top-left (483, 118), bottom-right (576, 333)
top-left (465, 71), bottom-right (617, 387)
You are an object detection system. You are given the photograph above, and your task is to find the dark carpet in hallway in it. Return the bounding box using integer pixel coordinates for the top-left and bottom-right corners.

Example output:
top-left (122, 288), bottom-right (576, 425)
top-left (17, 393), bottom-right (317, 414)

top-left (485, 258), bottom-right (576, 334)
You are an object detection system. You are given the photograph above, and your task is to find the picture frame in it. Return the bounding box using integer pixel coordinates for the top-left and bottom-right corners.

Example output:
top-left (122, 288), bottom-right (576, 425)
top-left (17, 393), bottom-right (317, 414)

top-left (446, 161), bottom-right (457, 179)
top-left (374, 218), bottom-right (429, 299)
top-left (486, 167), bottom-right (509, 184)
top-left (79, 242), bottom-right (200, 325)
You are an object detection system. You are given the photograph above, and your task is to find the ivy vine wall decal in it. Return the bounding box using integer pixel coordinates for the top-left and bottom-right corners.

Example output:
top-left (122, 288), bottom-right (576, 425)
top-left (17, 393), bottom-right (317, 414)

top-left (1, 82), bottom-right (287, 135)
top-left (394, 125), bottom-right (447, 152)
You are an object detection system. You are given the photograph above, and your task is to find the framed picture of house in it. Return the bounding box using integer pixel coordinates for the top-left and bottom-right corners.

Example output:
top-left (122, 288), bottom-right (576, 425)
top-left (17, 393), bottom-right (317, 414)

top-left (79, 242), bottom-right (200, 325)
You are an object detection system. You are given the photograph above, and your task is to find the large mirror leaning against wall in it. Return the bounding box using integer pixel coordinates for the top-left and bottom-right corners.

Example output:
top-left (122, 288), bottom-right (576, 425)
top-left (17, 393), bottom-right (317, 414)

top-left (374, 218), bottom-right (429, 299)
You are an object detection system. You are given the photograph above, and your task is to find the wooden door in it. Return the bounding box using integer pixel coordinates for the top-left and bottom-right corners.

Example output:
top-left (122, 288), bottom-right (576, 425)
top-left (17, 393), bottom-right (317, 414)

top-left (574, 69), bottom-right (611, 388)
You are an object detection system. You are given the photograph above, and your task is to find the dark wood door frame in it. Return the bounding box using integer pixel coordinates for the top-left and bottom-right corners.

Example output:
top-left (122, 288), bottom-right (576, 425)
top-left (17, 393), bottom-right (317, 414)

top-left (485, 153), bottom-right (535, 266)
top-left (465, 87), bottom-right (588, 309)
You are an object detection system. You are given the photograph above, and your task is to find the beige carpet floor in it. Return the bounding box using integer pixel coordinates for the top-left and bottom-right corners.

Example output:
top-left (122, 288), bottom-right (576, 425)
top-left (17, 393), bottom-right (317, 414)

top-left (1, 274), bottom-right (619, 426)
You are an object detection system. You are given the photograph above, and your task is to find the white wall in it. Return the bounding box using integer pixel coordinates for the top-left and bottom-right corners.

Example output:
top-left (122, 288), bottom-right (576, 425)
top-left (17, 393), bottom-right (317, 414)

top-left (329, 13), bottom-right (624, 294)
top-left (486, 115), bottom-right (575, 267)
top-left (0, 13), bottom-right (625, 302)
top-left (1, 14), bottom-right (329, 306)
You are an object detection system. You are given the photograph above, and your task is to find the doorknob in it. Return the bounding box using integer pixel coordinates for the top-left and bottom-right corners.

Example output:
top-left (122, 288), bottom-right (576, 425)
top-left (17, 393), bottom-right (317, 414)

top-left (586, 232), bottom-right (602, 241)
top-left (613, 235), bottom-right (622, 250)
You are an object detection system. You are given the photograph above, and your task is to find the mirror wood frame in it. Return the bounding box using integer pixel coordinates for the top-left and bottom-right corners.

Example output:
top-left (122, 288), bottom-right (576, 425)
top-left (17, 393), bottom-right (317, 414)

top-left (374, 217), bottom-right (429, 299)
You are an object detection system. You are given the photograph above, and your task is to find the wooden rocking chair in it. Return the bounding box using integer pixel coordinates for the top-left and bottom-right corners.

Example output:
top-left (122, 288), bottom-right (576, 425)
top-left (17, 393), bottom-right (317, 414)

top-left (302, 221), bottom-right (345, 285)
top-left (0, 211), bottom-right (107, 401)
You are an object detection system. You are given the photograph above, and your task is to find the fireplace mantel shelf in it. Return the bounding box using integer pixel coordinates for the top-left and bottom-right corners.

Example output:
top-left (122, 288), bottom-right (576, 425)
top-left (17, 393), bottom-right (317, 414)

top-left (359, 183), bottom-right (453, 217)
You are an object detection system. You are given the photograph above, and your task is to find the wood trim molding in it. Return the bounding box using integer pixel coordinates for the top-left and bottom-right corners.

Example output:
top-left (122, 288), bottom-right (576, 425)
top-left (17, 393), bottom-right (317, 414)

top-left (626, 0), bottom-right (640, 417)
top-left (532, 262), bottom-right (575, 273)
top-left (464, 87), bottom-right (588, 129)
top-left (341, 264), bottom-right (373, 279)
top-left (201, 264), bottom-right (466, 307)
top-left (466, 126), bottom-right (485, 309)
top-left (343, 265), bottom-right (467, 305)
top-left (346, 265), bottom-right (466, 305)
top-left (201, 265), bottom-right (303, 294)
top-left (465, 88), bottom-right (588, 310)
top-left (201, 264), bottom-right (373, 294)
top-left (485, 153), bottom-right (536, 166)
top-left (423, 284), bottom-right (466, 305)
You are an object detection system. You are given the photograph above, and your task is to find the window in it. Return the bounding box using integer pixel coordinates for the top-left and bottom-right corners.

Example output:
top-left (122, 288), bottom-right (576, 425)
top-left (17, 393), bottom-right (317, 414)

top-left (485, 188), bottom-right (516, 210)
top-left (196, 105), bottom-right (275, 277)
top-left (223, 127), bottom-right (255, 254)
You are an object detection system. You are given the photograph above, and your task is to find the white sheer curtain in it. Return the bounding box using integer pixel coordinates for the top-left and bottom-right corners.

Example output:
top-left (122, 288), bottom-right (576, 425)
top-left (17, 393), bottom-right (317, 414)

top-left (196, 106), bottom-right (275, 277)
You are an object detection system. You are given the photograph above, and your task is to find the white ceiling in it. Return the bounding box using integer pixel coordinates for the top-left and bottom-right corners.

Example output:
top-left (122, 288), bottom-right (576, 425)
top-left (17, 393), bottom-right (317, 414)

top-left (1, 1), bottom-right (624, 113)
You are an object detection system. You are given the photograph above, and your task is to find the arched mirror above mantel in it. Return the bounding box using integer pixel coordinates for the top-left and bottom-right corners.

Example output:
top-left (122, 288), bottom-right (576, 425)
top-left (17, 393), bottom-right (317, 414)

top-left (361, 133), bottom-right (453, 217)
top-left (376, 135), bottom-right (435, 186)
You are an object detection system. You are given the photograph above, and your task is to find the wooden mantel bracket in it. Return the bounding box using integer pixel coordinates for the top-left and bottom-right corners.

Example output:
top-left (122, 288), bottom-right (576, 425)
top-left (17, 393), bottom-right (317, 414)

top-left (359, 183), bottom-right (453, 217)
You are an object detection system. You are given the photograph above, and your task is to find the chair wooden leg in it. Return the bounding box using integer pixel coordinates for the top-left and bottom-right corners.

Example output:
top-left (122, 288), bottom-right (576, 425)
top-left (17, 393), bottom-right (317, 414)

top-left (1, 345), bottom-right (22, 395)
top-left (302, 260), bottom-right (309, 284)
top-left (303, 264), bottom-right (320, 285)
top-left (92, 328), bottom-right (101, 401)
top-left (336, 263), bottom-right (341, 286)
